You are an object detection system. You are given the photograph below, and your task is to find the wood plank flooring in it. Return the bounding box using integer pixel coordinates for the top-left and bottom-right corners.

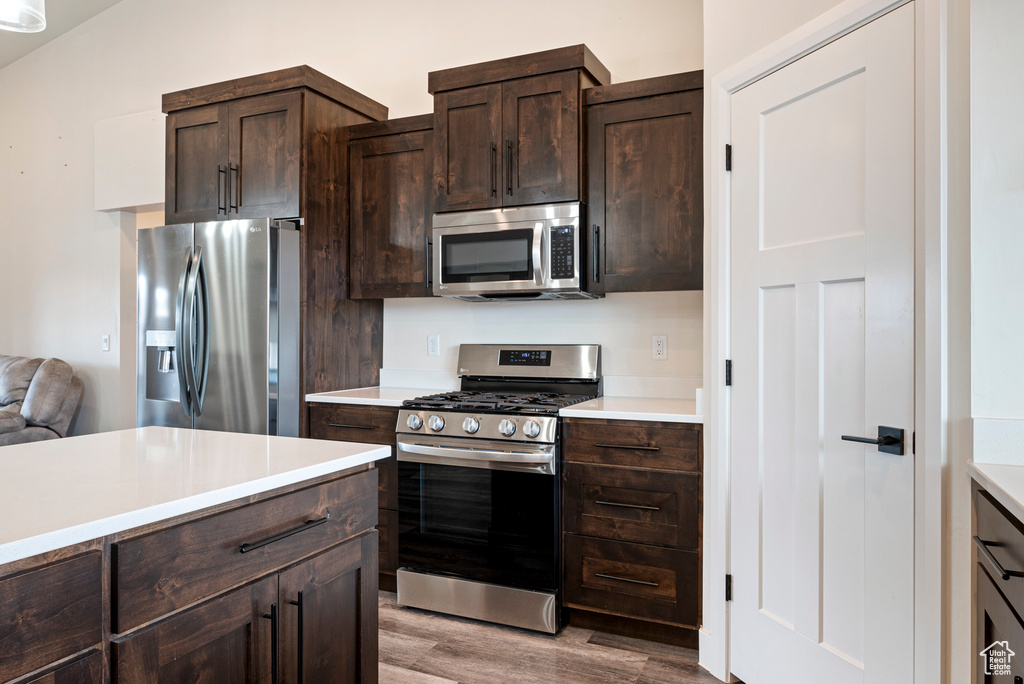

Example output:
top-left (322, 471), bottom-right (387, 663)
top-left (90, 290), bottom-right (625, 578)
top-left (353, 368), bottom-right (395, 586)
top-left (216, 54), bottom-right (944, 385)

top-left (379, 592), bottom-right (726, 684)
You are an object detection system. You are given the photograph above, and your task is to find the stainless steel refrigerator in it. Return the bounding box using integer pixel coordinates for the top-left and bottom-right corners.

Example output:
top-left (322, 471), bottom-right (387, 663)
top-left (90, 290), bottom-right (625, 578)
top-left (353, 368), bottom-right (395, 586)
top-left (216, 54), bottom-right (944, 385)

top-left (137, 218), bottom-right (300, 436)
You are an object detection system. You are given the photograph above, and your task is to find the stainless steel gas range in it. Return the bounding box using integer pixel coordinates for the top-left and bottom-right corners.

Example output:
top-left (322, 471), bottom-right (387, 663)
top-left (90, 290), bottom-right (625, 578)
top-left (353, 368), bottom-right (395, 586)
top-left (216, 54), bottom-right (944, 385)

top-left (394, 344), bottom-right (601, 634)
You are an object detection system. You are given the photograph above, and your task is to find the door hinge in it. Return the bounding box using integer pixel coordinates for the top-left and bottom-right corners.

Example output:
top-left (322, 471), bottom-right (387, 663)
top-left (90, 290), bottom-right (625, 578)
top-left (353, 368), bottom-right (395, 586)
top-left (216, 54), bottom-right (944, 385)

top-left (725, 144), bottom-right (732, 172)
top-left (726, 574), bottom-right (733, 601)
top-left (725, 359), bottom-right (732, 386)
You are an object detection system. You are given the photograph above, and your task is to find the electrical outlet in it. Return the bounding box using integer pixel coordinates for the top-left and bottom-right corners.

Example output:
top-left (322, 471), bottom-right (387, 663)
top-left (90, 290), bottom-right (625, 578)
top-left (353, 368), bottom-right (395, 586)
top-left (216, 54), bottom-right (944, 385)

top-left (652, 335), bottom-right (667, 360)
top-left (101, 334), bottom-right (110, 352)
top-left (428, 334), bottom-right (441, 357)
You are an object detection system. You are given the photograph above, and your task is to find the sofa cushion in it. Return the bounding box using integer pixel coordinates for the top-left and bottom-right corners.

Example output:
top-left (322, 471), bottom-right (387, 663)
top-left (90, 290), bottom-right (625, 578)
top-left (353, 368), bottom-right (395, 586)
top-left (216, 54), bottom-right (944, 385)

top-left (0, 356), bottom-right (43, 406)
top-left (22, 358), bottom-right (74, 428)
top-left (0, 406), bottom-right (26, 434)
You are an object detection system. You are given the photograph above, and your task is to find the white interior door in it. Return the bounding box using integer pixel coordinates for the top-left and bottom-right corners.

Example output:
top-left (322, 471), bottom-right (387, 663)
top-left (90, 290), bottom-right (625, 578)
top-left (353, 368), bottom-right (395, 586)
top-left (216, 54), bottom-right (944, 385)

top-left (728, 4), bottom-right (915, 683)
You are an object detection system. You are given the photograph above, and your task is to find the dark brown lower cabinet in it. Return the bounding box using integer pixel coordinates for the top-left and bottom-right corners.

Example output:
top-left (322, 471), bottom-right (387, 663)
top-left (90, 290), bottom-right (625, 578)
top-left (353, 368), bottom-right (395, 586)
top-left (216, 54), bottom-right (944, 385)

top-left (562, 417), bottom-right (702, 647)
top-left (23, 652), bottom-right (102, 684)
top-left (308, 402), bottom-right (400, 591)
top-left (279, 534), bottom-right (378, 684)
top-left (977, 564), bottom-right (1024, 684)
top-left (113, 577), bottom-right (277, 684)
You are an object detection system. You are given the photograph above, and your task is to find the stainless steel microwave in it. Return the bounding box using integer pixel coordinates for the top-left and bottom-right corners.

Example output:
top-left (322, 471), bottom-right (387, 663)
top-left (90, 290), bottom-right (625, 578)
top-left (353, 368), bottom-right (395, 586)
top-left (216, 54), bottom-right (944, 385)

top-left (431, 202), bottom-right (600, 301)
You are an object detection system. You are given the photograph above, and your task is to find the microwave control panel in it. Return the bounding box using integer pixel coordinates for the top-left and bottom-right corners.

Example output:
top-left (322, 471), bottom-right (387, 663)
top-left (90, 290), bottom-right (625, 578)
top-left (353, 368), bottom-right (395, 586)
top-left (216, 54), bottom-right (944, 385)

top-left (550, 226), bottom-right (576, 280)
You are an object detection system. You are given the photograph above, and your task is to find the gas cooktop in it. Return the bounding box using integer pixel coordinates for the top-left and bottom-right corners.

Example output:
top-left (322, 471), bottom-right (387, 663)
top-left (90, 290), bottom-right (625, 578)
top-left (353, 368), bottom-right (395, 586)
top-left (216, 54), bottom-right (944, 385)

top-left (402, 390), bottom-right (595, 415)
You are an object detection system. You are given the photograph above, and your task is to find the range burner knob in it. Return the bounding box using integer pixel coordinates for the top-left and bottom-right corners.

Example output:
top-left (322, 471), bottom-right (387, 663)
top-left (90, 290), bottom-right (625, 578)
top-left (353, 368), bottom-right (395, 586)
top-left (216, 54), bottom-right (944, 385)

top-left (427, 415), bottom-right (445, 432)
top-left (497, 418), bottom-right (516, 437)
top-left (406, 414), bottom-right (424, 430)
top-left (462, 417), bottom-right (480, 434)
top-left (523, 420), bottom-right (541, 439)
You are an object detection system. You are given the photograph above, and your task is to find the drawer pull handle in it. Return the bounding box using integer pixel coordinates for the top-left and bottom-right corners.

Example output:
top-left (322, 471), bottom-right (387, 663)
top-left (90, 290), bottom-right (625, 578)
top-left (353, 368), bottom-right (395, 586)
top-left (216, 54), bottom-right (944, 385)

top-left (595, 572), bottom-right (659, 588)
top-left (289, 591), bottom-right (305, 683)
top-left (328, 423), bottom-right (376, 430)
top-left (594, 443), bottom-right (660, 452)
top-left (261, 603), bottom-right (279, 684)
top-left (973, 535), bottom-right (1024, 581)
top-left (595, 500), bottom-right (661, 512)
top-left (240, 513), bottom-right (330, 554)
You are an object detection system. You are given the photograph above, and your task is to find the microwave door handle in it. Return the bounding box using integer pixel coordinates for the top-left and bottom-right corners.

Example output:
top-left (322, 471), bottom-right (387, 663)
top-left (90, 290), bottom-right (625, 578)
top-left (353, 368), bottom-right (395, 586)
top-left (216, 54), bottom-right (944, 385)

top-left (534, 223), bottom-right (546, 286)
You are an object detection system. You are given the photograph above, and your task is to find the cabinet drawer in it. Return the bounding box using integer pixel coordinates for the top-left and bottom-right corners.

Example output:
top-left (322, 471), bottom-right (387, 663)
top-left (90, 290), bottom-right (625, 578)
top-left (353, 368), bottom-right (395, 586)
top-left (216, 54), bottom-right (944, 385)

top-left (113, 470), bottom-right (377, 633)
top-left (975, 487), bottom-right (1024, 616)
top-left (308, 404), bottom-right (398, 444)
top-left (563, 535), bottom-right (697, 628)
top-left (562, 419), bottom-right (700, 471)
top-left (564, 464), bottom-right (698, 548)
top-left (0, 552), bottom-right (101, 683)
top-left (977, 563), bottom-right (1024, 682)
top-left (308, 403), bottom-right (398, 509)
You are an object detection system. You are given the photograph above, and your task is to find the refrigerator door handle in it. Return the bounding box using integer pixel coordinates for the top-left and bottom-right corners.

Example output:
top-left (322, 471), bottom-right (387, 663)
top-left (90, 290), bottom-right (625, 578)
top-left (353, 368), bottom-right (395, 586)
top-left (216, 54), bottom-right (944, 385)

top-left (174, 248), bottom-right (195, 416)
top-left (181, 246), bottom-right (205, 417)
top-left (192, 247), bottom-right (210, 415)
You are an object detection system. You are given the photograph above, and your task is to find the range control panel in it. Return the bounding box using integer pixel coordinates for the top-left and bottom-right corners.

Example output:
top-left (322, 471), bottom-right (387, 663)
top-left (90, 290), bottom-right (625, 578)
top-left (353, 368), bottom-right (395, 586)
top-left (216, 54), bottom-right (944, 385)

top-left (549, 226), bottom-right (576, 280)
top-left (499, 350), bottom-right (551, 366)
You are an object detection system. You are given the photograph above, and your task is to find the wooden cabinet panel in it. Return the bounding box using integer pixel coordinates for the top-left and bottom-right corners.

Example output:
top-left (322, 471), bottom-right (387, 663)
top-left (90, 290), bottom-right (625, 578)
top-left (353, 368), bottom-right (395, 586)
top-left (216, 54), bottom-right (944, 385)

top-left (564, 535), bottom-right (697, 629)
top-left (112, 576), bottom-right (276, 684)
top-left (564, 463), bottom-right (698, 549)
top-left (377, 508), bottom-right (399, 582)
top-left (278, 533), bottom-right (378, 684)
top-left (165, 104), bottom-right (227, 223)
top-left (349, 125), bottom-right (434, 299)
top-left (434, 84), bottom-right (502, 212)
top-left (0, 553), bottom-right (101, 683)
top-left (562, 418), bottom-right (701, 471)
top-left (975, 486), bottom-right (1024, 621)
top-left (229, 91), bottom-right (302, 220)
top-left (22, 651), bottom-right (102, 684)
top-left (587, 84), bottom-right (703, 292)
top-left (977, 563), bottom-right (1024, 683)
top-left (503, 71), bottom-right (579, 206)
top-left (112, 471), bottom-right (377, 633)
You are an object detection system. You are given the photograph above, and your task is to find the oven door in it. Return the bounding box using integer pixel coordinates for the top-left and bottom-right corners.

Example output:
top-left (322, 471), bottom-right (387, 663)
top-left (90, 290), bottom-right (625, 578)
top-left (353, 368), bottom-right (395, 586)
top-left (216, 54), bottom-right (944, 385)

top-left (396, 435), bottom-right (559, 592)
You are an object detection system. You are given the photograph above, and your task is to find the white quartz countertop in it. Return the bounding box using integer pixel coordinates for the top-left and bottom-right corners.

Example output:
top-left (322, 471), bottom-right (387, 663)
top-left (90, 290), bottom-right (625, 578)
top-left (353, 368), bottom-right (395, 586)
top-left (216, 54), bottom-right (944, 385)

top-left (0, 427), bottom-right (389, 566)
top-left (969, 461), bottom-right (1024, 523)
top-left (559, 397), bottom-right (703, 423)
top-left (305, 387), bottom-right (443, 407)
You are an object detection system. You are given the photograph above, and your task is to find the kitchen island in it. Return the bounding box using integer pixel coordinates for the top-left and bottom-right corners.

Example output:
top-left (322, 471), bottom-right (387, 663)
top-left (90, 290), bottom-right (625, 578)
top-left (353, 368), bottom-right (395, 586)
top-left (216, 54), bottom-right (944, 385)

top-left (0, 426), bottom-right (388, 684)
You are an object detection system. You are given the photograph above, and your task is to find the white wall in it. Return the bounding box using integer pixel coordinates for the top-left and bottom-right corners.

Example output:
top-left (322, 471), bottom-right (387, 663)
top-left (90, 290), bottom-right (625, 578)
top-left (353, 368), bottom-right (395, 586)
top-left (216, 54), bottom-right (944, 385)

top-left (0, 0), bottom-right (703, 434)
top-left (972, 0), bottom-right (1024, 419)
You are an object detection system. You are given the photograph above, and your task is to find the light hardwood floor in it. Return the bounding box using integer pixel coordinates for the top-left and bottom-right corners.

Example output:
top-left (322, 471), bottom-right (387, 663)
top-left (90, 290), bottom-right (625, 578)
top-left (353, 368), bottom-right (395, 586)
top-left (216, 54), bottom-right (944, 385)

top-left (379, 592), bottom-right (726, 683)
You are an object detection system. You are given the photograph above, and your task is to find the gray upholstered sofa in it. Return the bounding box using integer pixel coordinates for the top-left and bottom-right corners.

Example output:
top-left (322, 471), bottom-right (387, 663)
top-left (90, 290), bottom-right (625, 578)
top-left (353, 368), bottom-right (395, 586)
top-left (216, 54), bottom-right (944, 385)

top-left (0, 355), bottom-right (83, 446)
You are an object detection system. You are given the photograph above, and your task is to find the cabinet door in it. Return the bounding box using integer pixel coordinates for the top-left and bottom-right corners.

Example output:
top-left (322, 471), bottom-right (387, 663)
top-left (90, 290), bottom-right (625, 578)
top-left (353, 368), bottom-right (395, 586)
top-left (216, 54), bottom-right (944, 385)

top-left (112, 576), bottom-right (276, 684)
top-left (227, 91), bottom-right (302, 220)
top-left (350, 129), bottom-right (434, 298)
top-left (977, 564), bottom-right (1024, 683)
top-left (165, 103), bottom-right (228, 224)
top-left (587, 89), bottom-right (703, 292)
top-left (502, 71), bottom-right (580, 206)
top-left (278, 533), bottom-right (378, 684)
top-left (434, 84), bottom-right (502, 212)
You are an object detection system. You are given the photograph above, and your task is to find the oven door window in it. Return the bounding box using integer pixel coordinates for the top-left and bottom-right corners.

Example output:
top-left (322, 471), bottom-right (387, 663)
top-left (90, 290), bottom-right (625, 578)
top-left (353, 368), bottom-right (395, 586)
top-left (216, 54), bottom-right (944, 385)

top-left (440, 229), bottom-right (534, 283)
top-left (398, 461), bottom-right (558, 592)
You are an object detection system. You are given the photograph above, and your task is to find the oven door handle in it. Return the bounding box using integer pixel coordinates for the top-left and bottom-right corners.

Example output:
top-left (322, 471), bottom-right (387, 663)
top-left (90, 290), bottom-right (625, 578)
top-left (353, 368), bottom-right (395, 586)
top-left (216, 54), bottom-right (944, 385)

top-left (397, 439), bottom-right (556, 475)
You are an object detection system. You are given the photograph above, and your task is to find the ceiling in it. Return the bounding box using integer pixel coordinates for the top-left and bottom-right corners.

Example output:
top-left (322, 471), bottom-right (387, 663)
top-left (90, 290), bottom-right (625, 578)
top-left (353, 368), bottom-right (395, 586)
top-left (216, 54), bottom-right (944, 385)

top-left (0, 0), bottom-right (123, 70)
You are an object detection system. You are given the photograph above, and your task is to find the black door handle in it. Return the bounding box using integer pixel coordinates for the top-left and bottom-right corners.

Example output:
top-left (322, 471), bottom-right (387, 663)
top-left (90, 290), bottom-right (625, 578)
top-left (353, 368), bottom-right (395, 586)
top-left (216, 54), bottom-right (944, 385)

top-left (841, 426), bottom-right (905, 455)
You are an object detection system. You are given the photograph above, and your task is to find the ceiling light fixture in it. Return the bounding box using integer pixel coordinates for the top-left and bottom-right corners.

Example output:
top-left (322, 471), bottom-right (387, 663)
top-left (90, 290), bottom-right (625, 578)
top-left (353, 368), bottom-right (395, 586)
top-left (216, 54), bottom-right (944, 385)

top-left (0, 0), bottom-right (46, 33)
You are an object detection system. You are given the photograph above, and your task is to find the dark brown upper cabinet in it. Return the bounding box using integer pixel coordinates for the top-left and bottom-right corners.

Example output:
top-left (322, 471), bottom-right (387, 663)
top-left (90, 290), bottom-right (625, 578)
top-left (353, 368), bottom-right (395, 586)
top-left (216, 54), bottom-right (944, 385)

top-left (348, 115), bottom-right (435, 299)
top-left (429, 45), bottom-right (609, 213)
top-left (586, 72), bottom-right (704, 293)
top-left (166, 90), bottom-right (302, 223)
top-left (162, 66), bottom-right (390, 434)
